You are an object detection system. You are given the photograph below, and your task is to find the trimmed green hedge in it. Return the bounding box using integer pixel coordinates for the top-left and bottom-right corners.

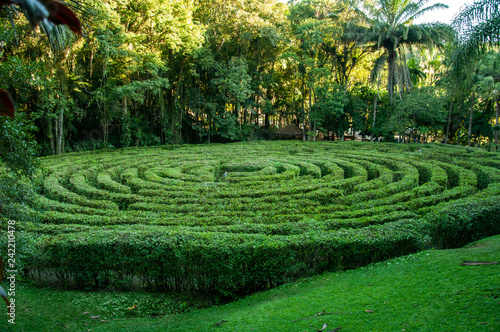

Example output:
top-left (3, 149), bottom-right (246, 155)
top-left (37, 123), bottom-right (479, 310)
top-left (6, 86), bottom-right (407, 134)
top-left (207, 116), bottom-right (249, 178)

top-left (27, 220), bottom-right (425, 294)
top-left (425, 193), bottom-right (500, 249)
top-left (5, 141), bottom-right (499, 295)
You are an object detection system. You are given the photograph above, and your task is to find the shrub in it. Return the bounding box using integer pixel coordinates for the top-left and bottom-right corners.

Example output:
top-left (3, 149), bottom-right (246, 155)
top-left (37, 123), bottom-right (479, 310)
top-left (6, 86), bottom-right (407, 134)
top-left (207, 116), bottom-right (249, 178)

top-left (6, 141), bottom-right (499, 296)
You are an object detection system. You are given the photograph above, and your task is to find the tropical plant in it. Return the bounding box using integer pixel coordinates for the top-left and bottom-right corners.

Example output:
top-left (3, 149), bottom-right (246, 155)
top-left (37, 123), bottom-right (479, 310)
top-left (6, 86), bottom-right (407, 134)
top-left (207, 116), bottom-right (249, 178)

top-left (362, 0), bottom-right (451, 103)
top-left (473, 51), bottom-right (500, 147)
top-left (452, 0), bottom-right (500, 72)
top-left (319, 0), bottom-right (372, 90)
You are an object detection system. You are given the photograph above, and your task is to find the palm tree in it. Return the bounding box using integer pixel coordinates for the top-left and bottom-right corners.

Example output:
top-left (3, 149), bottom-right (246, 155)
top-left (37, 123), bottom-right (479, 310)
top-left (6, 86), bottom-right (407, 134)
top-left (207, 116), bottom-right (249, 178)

top-left (363, 0), bottom-right (451, 103)
top-left (451, 0), bottom-right (500, 148)
top-left (452, 0), bottom-right (500, 70)
top-left (473, 52), bottom-right (500, 147)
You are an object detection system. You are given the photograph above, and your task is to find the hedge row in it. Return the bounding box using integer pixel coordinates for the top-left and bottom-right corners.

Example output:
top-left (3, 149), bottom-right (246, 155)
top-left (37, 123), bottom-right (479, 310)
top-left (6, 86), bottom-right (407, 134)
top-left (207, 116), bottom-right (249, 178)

top-left (425, 193), bottom-right (500, 249)
top-left (24, 220), bottom-right (426, 294)
top-left (11, 141), bottom-right (499, 295)
top-left (24, 187), bottom-right (500, 295)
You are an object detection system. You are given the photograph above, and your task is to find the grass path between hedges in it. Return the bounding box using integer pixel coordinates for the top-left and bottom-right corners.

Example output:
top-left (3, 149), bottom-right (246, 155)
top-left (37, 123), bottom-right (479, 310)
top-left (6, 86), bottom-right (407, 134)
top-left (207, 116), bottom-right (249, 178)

top-left (2, 235), bottom-right (500, 332)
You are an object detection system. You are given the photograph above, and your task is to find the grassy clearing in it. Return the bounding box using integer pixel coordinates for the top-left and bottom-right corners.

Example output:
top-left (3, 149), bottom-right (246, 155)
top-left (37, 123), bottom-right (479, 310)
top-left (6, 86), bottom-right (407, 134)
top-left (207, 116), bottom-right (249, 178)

top-left (2, 234), bottom-right (499, 332)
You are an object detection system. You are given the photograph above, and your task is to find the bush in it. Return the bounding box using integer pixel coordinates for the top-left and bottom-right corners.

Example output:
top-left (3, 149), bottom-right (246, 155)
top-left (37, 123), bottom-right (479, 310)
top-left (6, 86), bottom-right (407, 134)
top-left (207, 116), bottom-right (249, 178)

top-left (425, 195), bottom-right (500, 249)
top-left (5, 141), bottom-right (500, 296)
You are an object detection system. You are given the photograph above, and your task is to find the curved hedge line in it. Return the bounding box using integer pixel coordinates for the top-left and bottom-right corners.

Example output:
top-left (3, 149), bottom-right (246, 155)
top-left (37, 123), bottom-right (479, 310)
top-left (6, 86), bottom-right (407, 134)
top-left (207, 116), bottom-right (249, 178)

top-left (6, 141), bottom-right (500, 295)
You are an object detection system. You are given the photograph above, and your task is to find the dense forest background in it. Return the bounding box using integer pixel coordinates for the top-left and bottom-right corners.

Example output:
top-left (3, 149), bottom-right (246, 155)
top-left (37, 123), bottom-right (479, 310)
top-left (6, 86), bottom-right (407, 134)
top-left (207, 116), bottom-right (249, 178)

top-left (1, 0), bottom-right (499, 155)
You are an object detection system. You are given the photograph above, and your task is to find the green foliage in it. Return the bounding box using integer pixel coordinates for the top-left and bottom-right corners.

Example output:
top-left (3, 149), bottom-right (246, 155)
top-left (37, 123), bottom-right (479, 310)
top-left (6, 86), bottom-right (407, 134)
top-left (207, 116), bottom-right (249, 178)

top-left (452, 0), bottom-right (500, 77)
top-left (33, 219), bottom-right (425, 295)
top-left (390, 87), bottom-right (447, 135)
top-left (426, 195), bottom-right (500, 249)
top-left (363, 0), bottom-right (452, 101)
top-left (0, 0), bottom-right (496, 150)
top-left (0, 115), bottom-right (39, 219)
top-left (3, 235), bottom-right (500, 331)
top-left (213, 57), bottom-right (252, 104)
top-left (4, 141), bottom-right (498, 297)
top-left (0, 115), bottom-right (38, 177)
top-left (311, 83), bottom-right (348, 133)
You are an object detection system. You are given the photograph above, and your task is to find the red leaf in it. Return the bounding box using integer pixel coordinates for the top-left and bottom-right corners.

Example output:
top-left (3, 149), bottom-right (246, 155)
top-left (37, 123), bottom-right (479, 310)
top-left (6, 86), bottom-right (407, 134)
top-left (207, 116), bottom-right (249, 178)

top-left (1, 0), bottom-right (82, 35)
top-left (48, 0), bottom-right (82, 35)
top-left (0, 89), bottom-right (15, 118)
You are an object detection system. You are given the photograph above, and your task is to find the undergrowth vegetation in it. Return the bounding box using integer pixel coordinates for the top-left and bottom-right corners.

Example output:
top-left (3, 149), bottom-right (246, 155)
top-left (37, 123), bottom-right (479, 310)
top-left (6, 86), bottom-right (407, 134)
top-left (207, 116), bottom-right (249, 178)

top-left (2, 141), bottom-right (500, 297)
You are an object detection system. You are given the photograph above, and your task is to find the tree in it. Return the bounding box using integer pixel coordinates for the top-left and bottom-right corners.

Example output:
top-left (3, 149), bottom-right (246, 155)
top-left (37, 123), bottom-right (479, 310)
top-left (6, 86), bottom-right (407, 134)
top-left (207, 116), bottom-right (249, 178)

top-left (192, 0), bottom-right (287, 142)
top-left (317, 0), bottom-right (372, 90)
top-left (0, 115), bottom-right (38, 219)
top-left (450, 0), bottom-right (500, 148)
top-left (311, 80), bottom-right (348, 138)
top-left (0, 0), bottom-right (82, 218)
top-left (473, 51), bottom-right (500, 148)
top-left (452, 0), bottom-right (500, 72)
top-left (363, 0), bottom-right (451, 103)
top-left (287, 0), bottom-right (342, 140)
top-left (0, 0), bottom-right (83, 116)
top-left (390, 87), bottom-right (447, 142)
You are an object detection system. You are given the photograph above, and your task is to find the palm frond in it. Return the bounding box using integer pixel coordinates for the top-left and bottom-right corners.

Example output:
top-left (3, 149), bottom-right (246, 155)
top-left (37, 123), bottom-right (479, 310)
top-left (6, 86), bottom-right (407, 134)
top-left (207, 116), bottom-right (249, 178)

top-left (40, 20), bottom-right (74, 52)
top-left (406, 3), bottom-right (448, 23)
top-left (453, 0), bottom-right (500, 29)
top-left (1, 0), bottom-right (88, 44)
top-left (7, 10), bottom-right (20, 46)
top-left (452, 10), bottom-right (500, 77)
top-left (370, 51), bottom-right (388, 83)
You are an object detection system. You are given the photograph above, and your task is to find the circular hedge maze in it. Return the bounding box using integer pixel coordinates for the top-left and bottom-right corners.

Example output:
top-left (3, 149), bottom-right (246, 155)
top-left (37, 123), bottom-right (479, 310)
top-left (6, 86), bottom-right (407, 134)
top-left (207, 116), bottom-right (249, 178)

top-left (19, 141), bottom-right (500, 295)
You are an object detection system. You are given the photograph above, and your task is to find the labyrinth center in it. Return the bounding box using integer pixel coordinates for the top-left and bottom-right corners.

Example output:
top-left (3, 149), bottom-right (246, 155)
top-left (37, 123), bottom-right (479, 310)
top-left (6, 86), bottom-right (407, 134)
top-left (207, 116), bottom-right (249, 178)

top-left (25, 141), bottom-right (500, 293)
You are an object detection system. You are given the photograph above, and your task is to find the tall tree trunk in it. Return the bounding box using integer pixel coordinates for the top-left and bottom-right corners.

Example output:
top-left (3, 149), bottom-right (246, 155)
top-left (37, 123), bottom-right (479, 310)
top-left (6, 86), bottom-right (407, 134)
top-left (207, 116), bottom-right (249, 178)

top-left (55, 63), bottom-right (68, 154)
top-left (401, 51), bottom-right (413, 92)
top-left (308, 87), bottom-right (312, 141)
top-left (208, 114), bottom-right (211, 144)
top-left (495, 99), bottom-right (499, 149)
top-left (255, 106), bottom-right (259, 126)
top-left (397, 55), bottom-right (404, 100)
top-left (170, 58), bottom-right (186, 144)
top-left (104, 120), bottom-right (108, 144)
top-left (55, 108), bottom-right (64, 155)
top-left (243, 104), bottom-right (248, 125)
top-left (313, 120), bottom-right (317, 141)
top-left (387, 49), bottom-right (397, 104)
top-left (121, 95), bottom-right (131, 147)
top-left (158, 88), bottom-right (166, 144)
top-left (123, 95), bottom-right (127, 116)
top-left (302, 79), bottom-right (306, 141)
top-left (445, 100), bottom-right (453, 144)
top-left (468, 93), bottom-right (474, 147)
top-left (371, 94), bottom-right (377, 142)
top-left (48, 118), bottom-right (55, 155)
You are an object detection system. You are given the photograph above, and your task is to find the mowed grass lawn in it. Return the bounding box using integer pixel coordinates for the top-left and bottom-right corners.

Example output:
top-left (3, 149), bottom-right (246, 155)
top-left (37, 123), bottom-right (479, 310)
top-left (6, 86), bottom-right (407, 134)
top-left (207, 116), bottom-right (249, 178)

top-left (2, 235), bottom-right (499, 332)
